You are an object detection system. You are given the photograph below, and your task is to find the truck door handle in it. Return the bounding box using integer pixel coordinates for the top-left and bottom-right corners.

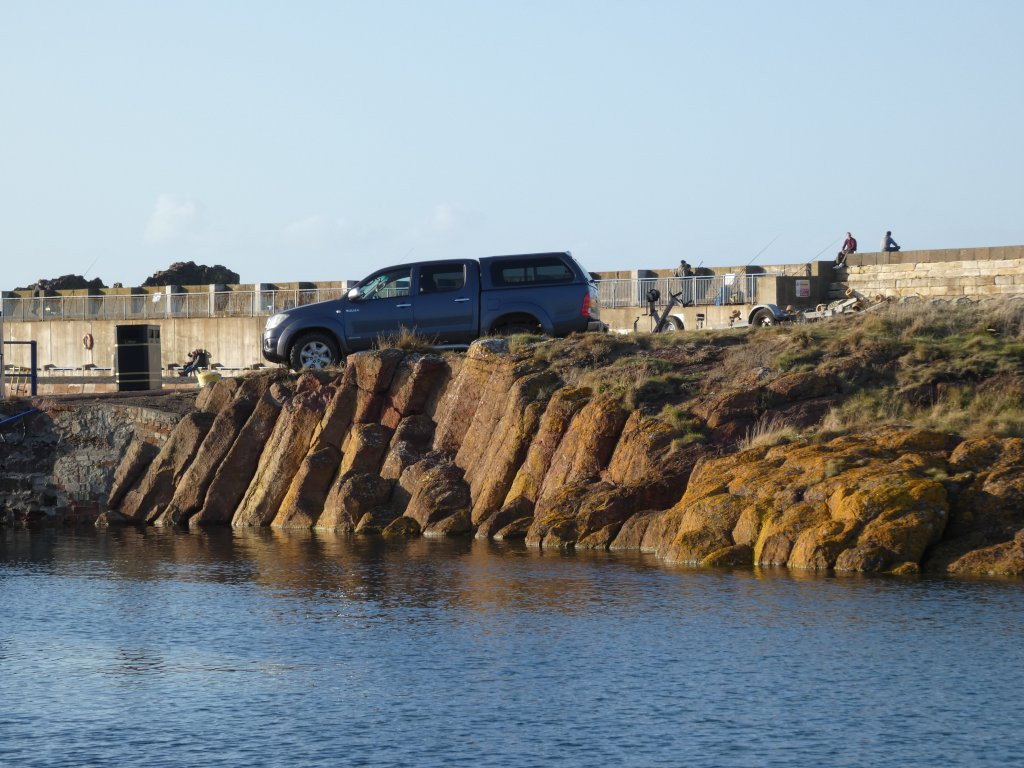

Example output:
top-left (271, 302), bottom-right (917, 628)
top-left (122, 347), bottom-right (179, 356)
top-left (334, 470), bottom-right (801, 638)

top-left (453, 297), bottom-right (470, 303)
top-left (344, 309), bottom-right (359, 313)
top-left (396, 303), bottom-right (412, 308)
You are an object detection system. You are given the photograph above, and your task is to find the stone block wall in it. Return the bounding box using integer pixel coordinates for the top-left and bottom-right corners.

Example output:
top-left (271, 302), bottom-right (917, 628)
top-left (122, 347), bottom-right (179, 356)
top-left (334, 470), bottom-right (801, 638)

top-left (0, 394), bottom-right (192, 524)
top-left (844, 246), bottom-right (1024, 300)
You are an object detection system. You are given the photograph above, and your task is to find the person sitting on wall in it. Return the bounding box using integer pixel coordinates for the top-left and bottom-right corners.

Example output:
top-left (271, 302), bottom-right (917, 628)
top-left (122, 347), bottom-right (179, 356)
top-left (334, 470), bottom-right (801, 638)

top-left (881, 231), bottom-right (901, 252)
top-left (179, 348), bottom-right (212, 376)
top-left (836, 232), bottom-right (857, 266)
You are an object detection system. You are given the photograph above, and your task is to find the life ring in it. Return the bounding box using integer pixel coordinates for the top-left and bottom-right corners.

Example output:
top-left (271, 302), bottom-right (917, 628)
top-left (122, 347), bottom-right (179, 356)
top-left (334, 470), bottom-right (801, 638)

top-left (82, 333), bottom-right (94, 350)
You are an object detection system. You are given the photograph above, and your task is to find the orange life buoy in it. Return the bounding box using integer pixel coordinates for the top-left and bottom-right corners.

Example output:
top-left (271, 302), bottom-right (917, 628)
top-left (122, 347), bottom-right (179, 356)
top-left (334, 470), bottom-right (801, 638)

top-left (83, 333), bottom-right (94, 350)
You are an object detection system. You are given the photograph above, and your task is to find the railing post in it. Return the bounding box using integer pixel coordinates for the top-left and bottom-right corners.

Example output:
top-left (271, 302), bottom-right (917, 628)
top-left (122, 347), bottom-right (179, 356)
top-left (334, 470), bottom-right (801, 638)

top-left (30, 340), bottom-right (37, 396)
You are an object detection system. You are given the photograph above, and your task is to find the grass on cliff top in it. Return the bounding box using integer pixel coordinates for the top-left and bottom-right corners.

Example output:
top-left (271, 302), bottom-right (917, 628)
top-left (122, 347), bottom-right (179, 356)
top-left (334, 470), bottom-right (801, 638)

top-left (506, 298), bottom-right (1024, 441)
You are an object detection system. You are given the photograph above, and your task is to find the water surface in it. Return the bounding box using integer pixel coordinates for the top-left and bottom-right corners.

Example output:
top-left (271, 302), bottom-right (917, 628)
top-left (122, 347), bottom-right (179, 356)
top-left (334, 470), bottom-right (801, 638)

top-left (2, 528), bottom-right (1022, 767)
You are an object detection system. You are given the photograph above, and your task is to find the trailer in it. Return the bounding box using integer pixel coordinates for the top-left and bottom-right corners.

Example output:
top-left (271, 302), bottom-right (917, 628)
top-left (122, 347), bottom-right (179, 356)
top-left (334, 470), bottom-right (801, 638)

top-left (647, 294), bottom-right (866, 334)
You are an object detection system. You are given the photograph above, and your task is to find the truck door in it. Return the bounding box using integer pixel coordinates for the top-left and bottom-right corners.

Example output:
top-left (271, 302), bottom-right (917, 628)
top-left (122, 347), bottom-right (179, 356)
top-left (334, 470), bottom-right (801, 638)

top-left (413, 261), bottom-right (479, 342)
top-left (343, 266), bottom-right (415, 350)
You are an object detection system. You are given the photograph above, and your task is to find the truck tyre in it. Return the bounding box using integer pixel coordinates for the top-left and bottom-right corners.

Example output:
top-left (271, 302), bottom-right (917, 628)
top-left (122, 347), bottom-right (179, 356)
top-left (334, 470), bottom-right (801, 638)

top-left (289, 333), bottom-right (341, 371)
top-left (658, 316), bottom-right (682, 332)
top-left (751, 309), bottom-right (776, 327)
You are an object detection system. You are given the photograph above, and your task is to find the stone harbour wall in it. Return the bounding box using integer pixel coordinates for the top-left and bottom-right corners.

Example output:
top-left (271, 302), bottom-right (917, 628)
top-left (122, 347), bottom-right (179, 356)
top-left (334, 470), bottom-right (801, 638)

top-left (844, 246), bottom-right (1024, 300)
top-left (0, 393), bottom-right (193, 524)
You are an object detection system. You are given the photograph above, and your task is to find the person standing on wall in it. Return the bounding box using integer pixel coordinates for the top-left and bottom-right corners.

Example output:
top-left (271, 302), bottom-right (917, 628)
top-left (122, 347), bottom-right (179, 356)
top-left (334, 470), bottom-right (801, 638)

top-left (881, 231), bottom-right (901, 252)
top-left (836, 232), bottom-right (857, 266)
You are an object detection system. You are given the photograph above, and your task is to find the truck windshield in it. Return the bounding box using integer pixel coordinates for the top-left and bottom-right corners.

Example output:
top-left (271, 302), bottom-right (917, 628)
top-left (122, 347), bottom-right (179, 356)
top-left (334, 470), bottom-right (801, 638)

top-left (356, 268), bottom-right (412, 301)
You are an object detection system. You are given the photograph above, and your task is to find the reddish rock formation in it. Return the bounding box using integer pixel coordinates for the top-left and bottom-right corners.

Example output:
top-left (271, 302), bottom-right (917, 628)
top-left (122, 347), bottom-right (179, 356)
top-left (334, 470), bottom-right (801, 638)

top-left (232, 375), bottom-right (338, 527)
top-left (190, 382), bottom-right (289, 526)
top-left (157, 375), bottom-right (269, 526)
top-left (117, 411), bottom-right (217, 523)
top-left (317, 473), bottom-right (393, 531)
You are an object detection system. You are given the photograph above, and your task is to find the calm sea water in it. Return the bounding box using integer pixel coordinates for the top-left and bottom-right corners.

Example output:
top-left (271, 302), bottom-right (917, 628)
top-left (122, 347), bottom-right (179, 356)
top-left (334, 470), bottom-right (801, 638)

top-left (1, 527), bottom-right (1022, 768)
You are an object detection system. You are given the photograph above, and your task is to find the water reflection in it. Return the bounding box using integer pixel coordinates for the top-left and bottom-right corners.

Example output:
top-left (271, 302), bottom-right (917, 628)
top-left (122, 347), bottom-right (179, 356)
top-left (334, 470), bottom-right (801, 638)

top-left (2, 527), bottom-right (1024, 768)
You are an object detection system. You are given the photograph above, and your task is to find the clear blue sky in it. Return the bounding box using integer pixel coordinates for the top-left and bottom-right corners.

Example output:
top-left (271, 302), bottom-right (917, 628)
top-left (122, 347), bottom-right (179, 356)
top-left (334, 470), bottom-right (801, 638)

top-left (2, 0), bottom-right (1022, 288)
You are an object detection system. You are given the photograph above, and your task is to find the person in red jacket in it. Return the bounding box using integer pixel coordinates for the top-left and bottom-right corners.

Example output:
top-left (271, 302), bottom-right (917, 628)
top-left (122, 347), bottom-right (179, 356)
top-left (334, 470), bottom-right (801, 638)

top-left (836, 232), bottom-right (857, 266)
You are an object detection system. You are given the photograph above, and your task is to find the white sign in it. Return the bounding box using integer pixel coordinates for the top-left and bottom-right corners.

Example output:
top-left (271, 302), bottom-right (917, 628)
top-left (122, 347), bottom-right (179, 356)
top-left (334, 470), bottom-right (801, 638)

top-left (796, 279), bottom-right (811, 298)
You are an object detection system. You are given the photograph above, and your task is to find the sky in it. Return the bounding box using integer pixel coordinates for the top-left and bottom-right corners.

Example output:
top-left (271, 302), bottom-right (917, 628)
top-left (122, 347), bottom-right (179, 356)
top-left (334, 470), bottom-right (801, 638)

top-left (2, 0), bottom-right (1023, 289)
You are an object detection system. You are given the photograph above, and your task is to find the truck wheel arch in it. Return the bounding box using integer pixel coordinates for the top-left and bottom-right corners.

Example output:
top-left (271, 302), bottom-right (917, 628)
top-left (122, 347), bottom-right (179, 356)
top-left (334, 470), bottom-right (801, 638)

top-left (489, 312), bottom-right (546, 335)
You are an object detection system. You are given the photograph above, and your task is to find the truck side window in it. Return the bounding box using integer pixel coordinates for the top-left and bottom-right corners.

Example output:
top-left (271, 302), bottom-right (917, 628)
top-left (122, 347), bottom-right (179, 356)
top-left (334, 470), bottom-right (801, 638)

top-left (419, 264), bottom-right (466, 294)
top-left (356, 268), bottom-right (412, 301)
top-left (491, 257), bottom-right (574, 286)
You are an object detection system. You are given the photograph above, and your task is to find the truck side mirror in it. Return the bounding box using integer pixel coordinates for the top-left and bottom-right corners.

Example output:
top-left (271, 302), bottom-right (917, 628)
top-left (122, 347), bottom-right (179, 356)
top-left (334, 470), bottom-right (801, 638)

top-left (347, 287), bottom-right (361, 301)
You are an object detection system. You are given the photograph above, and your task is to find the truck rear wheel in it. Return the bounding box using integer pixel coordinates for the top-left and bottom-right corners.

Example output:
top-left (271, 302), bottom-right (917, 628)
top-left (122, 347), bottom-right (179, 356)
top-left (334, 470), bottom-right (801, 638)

top-left (289, 333), bottom-right (341, 370)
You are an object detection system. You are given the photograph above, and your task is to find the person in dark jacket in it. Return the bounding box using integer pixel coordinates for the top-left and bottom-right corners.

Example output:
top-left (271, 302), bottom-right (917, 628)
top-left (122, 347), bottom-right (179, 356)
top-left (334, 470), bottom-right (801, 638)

top-left (836, 232), bottom-right (857, 266)
top-left (881, 231), bottom-right (900, 252)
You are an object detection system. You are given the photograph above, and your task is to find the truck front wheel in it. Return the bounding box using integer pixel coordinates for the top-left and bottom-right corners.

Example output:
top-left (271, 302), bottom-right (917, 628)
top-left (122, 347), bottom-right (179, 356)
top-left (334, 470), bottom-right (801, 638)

top-left (750, 309), bottom-right (776, 327)
top-left (289, 333), bottom-right (341, 370)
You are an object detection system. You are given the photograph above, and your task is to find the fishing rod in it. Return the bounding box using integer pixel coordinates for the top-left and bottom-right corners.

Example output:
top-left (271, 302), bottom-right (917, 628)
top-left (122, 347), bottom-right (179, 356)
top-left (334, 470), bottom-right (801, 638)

top-left (810, 236), bottom-right (842, 261)
top-left (745, 233), bottom-right (782, 267)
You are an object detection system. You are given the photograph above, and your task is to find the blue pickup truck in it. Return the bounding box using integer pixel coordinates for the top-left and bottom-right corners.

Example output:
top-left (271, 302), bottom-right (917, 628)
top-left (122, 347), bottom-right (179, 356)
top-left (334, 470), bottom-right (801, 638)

top-left (262, 251), bottom-right (604, 369)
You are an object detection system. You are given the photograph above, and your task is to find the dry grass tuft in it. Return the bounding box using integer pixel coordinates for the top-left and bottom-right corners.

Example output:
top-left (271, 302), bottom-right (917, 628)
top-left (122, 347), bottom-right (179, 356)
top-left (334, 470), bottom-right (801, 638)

top-left (373, 326), bottom-right (439, 353)
top-left (737, 413), bottom-right (803, 451)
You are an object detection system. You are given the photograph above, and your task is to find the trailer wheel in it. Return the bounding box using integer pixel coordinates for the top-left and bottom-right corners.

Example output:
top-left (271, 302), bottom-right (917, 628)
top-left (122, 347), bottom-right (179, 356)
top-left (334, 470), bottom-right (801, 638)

top-left (750, 309), bottom-right (776, 327)
top-left (658, 316), bottom-right (683, 333)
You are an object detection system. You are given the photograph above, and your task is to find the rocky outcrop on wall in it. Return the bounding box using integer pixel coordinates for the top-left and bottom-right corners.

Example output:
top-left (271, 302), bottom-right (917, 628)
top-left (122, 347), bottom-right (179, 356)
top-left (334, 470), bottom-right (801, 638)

top-left (103, 342), bottom-right (1024, 577)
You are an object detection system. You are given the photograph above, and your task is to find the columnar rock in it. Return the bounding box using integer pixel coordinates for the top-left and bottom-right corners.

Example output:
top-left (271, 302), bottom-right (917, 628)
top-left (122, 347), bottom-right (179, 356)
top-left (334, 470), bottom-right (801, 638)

top-left (316, 472), bottom-right (393, 531)
top-left (432, 339), bottom-right (510, 454)
top-left (527, 481), bottom-right (638, 550)
top-left (380, 414), bottom-right (436, 480)
top-left (502, 387), bottom-right (591, 509)
top-left (388, 453), bottom-right (444, 517)
top-left (402, 460), bottom-right (472, 537)
top-left (271, 378), bottom-right (364, 529)
top-left (379, 354), bottom-right (449, 429)
top-left (462, 370), bottom-right (558, 525)
top-left (609, 510), bottom-right (664, 551)
top-left (338, 423), bottom-right (392, 479)
top-left (271, 446), bottom-right (344, 528)
top-left (535, 394), bottom-right (629, 509)
top-left (196, 377), bottom-right (241, 415)
top-left (348, 349), bottom-right (406, 424)
top-left (308, 377), bottom-right (358, 452)
top-left (117, 411), bottom-right (217, 523)
top-left (155, 375), bottom-right (270, 526)
top-left (190, 381), bottom-right (290, 526)
top-left (605, 411), bottom-right (699, 509)
top-left (106, 439), bottom-right (159, 511)
top-left (232, 375), bottom-right (338, 527)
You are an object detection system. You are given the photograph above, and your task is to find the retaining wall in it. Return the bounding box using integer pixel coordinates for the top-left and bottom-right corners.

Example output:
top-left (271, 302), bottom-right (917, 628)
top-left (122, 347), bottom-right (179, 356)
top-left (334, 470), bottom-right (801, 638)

top-left (844, 246), bottom-right (1024, 300)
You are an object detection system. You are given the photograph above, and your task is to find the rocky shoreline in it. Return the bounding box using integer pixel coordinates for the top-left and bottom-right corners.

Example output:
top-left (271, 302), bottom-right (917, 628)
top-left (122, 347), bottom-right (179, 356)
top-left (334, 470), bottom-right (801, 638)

top-left (71, 329), bottom-right (1019, 578)
top-left (5, 299), bottom-right (1024, 579)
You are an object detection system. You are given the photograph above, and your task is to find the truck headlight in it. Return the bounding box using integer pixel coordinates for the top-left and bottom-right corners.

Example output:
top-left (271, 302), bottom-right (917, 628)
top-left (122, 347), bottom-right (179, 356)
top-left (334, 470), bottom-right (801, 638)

top-left (265, 312), bottom-right (289, 330)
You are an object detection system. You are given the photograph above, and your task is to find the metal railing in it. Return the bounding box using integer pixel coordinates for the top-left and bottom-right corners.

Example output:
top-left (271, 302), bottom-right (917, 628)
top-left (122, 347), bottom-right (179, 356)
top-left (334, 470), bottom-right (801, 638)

top-left (2, 277), bottom-right (773, 321)
top-left (1, 341), bottom-right (38, 397)
top-left (2, 288), bottom-right (349, 323)
top-left (595, 274), bottom-right (770, 309)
